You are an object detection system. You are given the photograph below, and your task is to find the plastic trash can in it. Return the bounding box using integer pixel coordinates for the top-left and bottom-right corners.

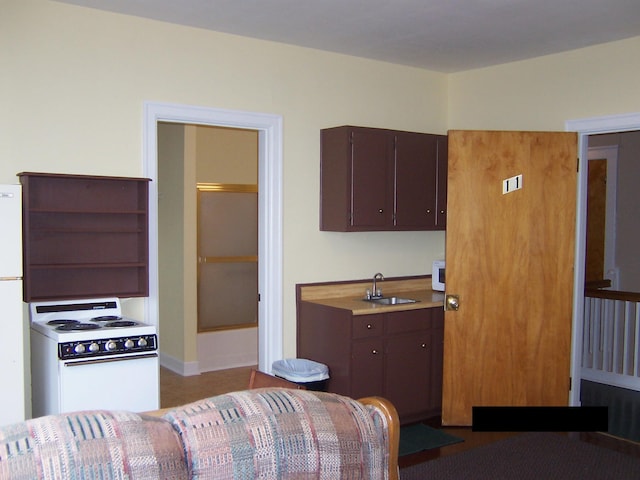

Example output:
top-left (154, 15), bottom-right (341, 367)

top-left (272, 358), bottom-right (330, 391)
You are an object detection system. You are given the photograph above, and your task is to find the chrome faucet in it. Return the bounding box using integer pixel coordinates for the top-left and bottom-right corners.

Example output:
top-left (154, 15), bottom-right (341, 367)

top-left (371, 272), bottom-right (385, 299)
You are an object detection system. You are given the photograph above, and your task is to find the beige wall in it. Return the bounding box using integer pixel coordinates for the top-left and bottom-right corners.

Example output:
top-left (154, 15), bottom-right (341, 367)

top-left (4, 0), bottom-right (640, 368)
top-left (3, 0), bottom-right (447, 364)
top-left (448, 36), bottom-right (640, 131)
top-left (196, 126), bottom-right (258, 184)
top-left (157, 123), bottom-right (187, 362)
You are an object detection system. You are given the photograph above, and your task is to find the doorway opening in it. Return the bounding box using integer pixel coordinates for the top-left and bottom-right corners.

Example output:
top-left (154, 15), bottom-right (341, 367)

top-left (143, 102), bottom-right (283, 376)
top-left (195, 125), bottom-right (259, 371)
top-left (567, 113), bottom-right (640, 409)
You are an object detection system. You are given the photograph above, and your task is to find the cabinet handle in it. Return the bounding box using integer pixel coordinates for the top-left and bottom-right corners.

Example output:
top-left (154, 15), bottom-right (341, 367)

top-left (371, 349), bottom-right (379, 355)
top-left (367, 324), bottom-right (372, 329)
top-left (426, 209), bottom-right (431, 214)
top-left (421, 343), bottom-right (427, 348)
top-left (378, 209), bottom-right (384, 214)
top-left (440, 210), bottom-right (445, 214)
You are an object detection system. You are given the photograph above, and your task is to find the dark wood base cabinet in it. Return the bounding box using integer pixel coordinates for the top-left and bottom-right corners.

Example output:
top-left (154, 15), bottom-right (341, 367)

top-left (297, 302), bottom-right (444, 424)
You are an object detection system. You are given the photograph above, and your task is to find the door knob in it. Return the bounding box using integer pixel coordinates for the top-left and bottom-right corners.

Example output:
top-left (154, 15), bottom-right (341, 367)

top-left (445, 294), bottom-right (460, 311)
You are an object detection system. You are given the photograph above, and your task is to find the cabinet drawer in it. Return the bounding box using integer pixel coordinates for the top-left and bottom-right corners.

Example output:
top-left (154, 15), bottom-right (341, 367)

top-left (386, 309), bottom-right (430, 334)
top-left (352, 316), bottom-right (383, 339)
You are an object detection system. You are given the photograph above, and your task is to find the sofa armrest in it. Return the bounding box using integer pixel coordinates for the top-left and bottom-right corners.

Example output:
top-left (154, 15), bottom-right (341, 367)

top-left (359, 396), bottom-right (400, 480)
top-left (163, 389), bottom-right (398, 479)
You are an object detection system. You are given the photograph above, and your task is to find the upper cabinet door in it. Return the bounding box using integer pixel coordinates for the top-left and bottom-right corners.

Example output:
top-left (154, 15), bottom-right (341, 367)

top-left (394, 131), bottom-right (438, 229)
top-left (350, 128), bottom-right (395, 228)
top-left (436, 136), bottom-right (448, 229)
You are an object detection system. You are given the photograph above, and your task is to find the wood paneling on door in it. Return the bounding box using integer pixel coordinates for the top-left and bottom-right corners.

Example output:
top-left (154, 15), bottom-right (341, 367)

top-left (442, 130), bottom-right (577, 426)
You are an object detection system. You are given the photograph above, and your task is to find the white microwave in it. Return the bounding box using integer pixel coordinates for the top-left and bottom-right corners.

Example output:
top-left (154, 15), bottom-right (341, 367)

top-left (432, 260), bottom-right (445, 291)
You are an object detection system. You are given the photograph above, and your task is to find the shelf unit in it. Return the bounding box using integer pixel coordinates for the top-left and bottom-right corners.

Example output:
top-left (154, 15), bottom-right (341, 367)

top-left (19, 172), bottom-right (150, 301)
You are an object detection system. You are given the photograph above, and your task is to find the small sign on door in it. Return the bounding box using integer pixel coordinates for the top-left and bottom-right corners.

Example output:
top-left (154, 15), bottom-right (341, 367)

top-left (503, 174), bottom-right (523, 194)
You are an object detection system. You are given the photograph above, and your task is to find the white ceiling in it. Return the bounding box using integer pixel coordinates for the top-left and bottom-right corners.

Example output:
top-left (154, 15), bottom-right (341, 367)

top-left (55, 0), bottom-right (640, 72)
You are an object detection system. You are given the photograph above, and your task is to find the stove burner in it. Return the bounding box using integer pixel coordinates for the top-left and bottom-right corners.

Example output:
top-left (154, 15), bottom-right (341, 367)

top-left (92, 315), bottom-right (122, 322)
top-left (56, 323), bottom-right (101, 331)
top-left (105, 320), bottom-right (137, 328)
top-left (47, 319), bottom-right (80, 326)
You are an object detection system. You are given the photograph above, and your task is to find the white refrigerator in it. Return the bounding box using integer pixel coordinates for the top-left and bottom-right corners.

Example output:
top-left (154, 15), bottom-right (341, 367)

top-left (0, 184), bottom-right (26, 426)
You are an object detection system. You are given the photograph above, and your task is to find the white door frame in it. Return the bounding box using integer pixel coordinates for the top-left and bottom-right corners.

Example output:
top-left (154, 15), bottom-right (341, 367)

top-left (566, 111), bottom-right (640, 406)
top-left (143, 101), bottom-right (284, 373)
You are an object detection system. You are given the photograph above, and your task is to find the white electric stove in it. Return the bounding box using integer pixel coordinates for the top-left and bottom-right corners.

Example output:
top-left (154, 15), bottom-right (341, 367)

top-left (30, 297), bottom-right (159, 417)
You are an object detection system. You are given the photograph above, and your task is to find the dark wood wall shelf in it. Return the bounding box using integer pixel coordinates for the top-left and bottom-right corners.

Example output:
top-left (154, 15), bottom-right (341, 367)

top-left (19, 172), bottom-right (151, 301)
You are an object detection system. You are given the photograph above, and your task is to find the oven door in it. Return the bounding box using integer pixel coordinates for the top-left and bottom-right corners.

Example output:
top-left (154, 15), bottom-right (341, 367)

top-left (59, 353), bottom-right (160, 413)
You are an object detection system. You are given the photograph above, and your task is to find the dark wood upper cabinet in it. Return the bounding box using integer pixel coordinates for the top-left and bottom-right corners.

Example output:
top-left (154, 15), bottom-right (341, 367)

top-left (18, 172), bottom-right (150, 301)
top-left (320, 126), bottom-right (447, 231)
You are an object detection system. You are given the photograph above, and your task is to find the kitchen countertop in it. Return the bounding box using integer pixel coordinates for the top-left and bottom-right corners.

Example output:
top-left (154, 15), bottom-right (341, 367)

top-left (297, 276), bottom-right (444, 316)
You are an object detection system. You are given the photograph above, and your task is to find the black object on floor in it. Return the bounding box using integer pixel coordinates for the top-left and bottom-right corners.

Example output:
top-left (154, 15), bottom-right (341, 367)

top-left (399, 423), bottom-right (463, 456)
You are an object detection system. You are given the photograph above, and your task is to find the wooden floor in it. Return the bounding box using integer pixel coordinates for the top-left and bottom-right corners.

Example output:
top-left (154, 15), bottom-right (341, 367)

top-left (160, 366), bottom-right (640, 468)
top-left (160, 365), bottom-right (255, 409)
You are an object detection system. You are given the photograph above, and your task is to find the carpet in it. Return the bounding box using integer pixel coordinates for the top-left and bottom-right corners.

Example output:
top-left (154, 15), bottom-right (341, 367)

top-left (399, 424), bottom-right (464, 456)
top-left (400, 432), bottom-right (640, 479)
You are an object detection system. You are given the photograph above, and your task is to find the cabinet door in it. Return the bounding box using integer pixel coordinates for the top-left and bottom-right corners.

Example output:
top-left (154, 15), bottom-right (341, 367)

top-left (351, 338), bottom-right (384, 398)
top-left (394, 132), bottom-right (438, 228)
top-left (429, 308), bottom-right (445, 411)
top-left (385, 309), bottom-right (434, 422)
top-left (435, 135), bottom-right (448, 229)
top-left (350, 129), bottom-right (394, 228)
top-left (386, 331), bottom-right (431, 421)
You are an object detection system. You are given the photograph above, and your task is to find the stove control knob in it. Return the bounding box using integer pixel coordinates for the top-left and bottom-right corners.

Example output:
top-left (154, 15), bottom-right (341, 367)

top-left (138, 337), bottom-right (148, 347)
top-left (124, 339), bottom-right (135, 349)
top-left (74, 344), bottom-right (86, 354)
top-left (89, 342), bottom-right (100, 353)
top-left (106, 340), bottom-right (117, 351)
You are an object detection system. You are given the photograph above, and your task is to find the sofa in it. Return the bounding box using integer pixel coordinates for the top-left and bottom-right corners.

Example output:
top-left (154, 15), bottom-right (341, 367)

top-left (0, 388), bottom-right (399, 480)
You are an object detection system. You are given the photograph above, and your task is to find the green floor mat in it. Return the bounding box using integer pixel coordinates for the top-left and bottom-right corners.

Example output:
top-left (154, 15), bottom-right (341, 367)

top-left (399, 423), bottom-right (464, 456)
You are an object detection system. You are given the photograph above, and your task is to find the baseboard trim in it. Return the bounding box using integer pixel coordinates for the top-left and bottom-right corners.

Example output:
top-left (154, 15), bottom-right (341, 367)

top-left (160, 351), bottom-right (200, 376)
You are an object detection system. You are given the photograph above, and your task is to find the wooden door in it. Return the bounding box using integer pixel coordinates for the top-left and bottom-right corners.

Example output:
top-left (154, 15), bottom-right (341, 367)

top-left (442, 130), bottom-right (577, 426)
top-left (585, 159), bottom-right (607, 284)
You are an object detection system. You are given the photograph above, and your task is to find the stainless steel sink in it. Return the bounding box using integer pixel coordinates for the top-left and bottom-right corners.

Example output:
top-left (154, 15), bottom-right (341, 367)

top-left (364, 296), bottom-right (418, 305)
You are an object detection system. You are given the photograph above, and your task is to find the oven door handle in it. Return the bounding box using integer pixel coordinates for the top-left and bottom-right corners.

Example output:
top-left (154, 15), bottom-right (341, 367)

top-left (64, 353), bottom-right (158, 367)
